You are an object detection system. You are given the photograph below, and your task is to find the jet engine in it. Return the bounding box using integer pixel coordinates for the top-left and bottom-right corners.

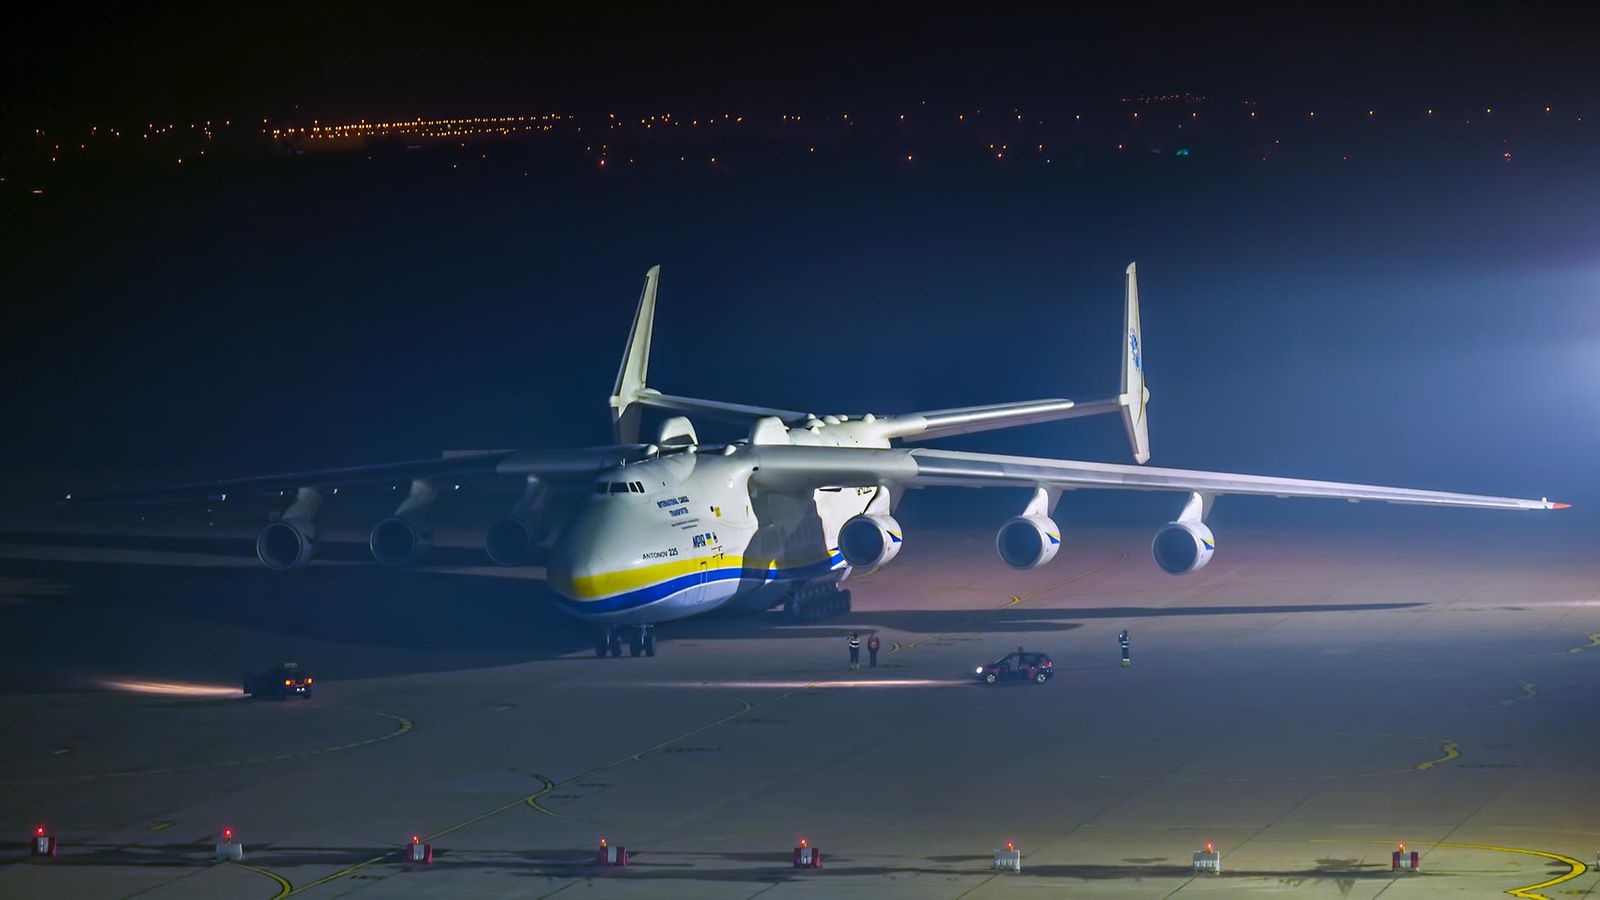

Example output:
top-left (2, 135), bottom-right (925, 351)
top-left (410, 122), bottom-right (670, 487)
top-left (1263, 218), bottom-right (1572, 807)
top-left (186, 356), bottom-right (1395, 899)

top-left (369, 516), bottom-right (432, 566)
top-left (996, 515), bottom-right (1061, 570)
top-left (256, 520), bottom-right (316, 570)
top-left (485, 514), bottom-right (539, 566)
top-left (838, 513), bottom-right (903, 568)
top-left (1151, 520), bottom-right (1215, 574)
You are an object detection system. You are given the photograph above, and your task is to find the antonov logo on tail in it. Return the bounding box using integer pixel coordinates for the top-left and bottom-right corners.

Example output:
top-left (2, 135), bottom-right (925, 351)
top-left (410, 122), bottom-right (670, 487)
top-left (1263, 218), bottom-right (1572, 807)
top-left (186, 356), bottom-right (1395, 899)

top-left (65, 262), bottom-right (1567, 659)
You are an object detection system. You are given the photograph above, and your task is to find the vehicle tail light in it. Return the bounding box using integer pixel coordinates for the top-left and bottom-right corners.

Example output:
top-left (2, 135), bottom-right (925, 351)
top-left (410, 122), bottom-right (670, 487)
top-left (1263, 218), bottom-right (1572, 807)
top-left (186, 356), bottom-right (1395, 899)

top-left (283, 679), bottom-right (292, 686)
top-left (305, 678), bottom-right (312, 684)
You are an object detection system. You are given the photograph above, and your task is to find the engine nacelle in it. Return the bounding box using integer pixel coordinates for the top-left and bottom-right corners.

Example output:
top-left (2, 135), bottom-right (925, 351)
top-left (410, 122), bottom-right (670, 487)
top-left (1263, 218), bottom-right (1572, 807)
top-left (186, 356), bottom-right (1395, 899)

top-left (838, 514), bottom-right (904, 568)
top-left (257, 520), bottom-right (316, 570)
top-left (1151, 520), bottom-right (1215, 574)
top-left (996, 515), bottom-right (1061, 570)
top-left (485, 514), bottom-right (539, 566)
top-left (369, 516), bottom-right (432, 566)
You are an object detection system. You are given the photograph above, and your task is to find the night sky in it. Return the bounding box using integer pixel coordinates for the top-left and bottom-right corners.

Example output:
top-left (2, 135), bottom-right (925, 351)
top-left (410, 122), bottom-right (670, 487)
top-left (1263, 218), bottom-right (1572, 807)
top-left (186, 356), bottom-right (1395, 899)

top-left (4, 3), bottom-right (1597, 532)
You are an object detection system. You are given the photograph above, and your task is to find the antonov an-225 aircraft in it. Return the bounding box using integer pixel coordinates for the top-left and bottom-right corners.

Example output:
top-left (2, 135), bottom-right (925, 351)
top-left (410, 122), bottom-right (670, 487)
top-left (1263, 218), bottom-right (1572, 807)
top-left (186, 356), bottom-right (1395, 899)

top-left (73, 264), bottom-right (1566, 657)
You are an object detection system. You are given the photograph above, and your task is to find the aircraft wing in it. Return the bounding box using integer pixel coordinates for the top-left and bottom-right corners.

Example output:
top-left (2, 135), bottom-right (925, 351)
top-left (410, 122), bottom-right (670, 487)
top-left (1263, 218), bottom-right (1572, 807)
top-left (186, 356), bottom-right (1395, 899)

top-left (62, 445), bottom-right (648, 507)
top-left (746, 445), bottom-right (1565, 511)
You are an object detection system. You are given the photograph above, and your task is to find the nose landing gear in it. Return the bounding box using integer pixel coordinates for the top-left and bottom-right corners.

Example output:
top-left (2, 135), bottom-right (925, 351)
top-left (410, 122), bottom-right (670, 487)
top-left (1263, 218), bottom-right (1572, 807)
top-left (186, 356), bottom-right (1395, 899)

top-left (595, 625), bottom-right (656, 658)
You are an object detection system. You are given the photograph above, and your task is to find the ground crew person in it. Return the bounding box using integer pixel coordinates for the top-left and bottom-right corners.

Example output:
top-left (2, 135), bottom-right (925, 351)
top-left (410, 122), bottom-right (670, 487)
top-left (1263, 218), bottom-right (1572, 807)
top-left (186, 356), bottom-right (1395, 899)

top-left (867, 633), bottom-right (880, 667)
top-left (1119, 630), bottom-right (1131, 667)
top-left (848, 632), bottom-right (861, 670)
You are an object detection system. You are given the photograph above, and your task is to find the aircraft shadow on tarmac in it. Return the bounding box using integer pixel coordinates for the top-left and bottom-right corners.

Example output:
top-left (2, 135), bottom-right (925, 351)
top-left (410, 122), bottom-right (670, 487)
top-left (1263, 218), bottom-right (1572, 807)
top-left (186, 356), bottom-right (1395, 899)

top-left (0, 552), bottom-right (1421, 686)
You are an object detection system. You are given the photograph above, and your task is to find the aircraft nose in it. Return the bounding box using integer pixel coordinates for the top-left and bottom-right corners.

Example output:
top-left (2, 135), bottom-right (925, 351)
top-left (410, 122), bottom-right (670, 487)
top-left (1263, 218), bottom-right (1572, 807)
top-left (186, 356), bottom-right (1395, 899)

top-left (548, 512), bottom-right (620, 601)
top-left (546, 544), bottom-right (590, 601)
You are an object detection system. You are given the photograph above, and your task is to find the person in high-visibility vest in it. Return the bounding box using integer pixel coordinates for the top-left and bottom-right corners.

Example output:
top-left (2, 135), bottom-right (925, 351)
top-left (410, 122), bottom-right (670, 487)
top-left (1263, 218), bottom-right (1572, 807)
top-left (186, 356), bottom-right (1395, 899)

top-left (848, 632), bottom-right (861, 670)
top-left (867, 633), bottom-right (880, 667)
top-left (1119, 630), bottom-right (1131, 667)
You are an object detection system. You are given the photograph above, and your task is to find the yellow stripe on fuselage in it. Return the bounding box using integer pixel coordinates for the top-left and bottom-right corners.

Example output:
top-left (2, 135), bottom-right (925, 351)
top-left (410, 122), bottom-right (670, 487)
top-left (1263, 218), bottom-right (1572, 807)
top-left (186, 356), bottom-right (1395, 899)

top-left (553, 555), bottom-right (726, 600)
top-left (554, 552), bottom-right (839, 601)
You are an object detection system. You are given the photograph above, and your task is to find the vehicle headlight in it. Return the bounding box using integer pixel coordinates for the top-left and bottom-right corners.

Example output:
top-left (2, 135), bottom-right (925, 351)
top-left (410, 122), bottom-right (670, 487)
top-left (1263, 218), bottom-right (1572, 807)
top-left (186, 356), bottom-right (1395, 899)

top-left (975, 667), bottom-right (984, 674)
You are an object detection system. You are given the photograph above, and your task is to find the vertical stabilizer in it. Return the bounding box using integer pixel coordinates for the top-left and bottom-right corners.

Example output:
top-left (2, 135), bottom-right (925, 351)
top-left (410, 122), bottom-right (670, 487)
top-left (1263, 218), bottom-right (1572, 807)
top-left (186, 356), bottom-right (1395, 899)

top-left (609, 265), bottom-right (660, 443)
top-left (1119, 262), bottom-right (1151, 464)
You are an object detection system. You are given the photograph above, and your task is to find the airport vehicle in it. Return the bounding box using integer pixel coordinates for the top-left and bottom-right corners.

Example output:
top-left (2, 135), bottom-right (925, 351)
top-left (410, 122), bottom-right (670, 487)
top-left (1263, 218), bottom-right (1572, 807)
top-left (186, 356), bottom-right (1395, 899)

top-left (976, 651), bottom-right (1055, 684)
top-left (68, 264), bottom-right (1567, 657)
top-left (243, 663), bottom-right (314, 700)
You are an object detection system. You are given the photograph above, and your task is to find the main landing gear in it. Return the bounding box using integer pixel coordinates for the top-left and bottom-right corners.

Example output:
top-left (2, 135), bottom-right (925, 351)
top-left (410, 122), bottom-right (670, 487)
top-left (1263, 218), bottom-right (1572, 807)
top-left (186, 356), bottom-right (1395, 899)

top-left (595, 625), bottom-right (656, 658)
top-left (784, 586), bottom-right (852, 622)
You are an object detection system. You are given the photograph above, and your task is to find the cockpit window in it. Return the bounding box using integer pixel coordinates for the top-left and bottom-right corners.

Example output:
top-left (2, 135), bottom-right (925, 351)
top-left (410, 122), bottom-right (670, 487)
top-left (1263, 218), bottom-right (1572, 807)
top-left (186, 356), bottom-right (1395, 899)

top-left (595, 480), bottom-right (647, 496)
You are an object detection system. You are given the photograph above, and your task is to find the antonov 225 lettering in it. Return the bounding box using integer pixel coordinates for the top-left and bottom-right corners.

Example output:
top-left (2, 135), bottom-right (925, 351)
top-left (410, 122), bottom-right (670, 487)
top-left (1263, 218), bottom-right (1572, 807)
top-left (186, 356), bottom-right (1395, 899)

top-left (72, 264), bottom-right (1567, 657)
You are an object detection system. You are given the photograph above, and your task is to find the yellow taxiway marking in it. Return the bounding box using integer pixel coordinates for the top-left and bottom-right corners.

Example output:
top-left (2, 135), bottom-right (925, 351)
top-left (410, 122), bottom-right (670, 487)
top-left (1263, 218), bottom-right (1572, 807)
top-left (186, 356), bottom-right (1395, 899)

top-left (1415, 739), bottom-right (1461, 770)
top-left (1312, 839), bottom-right (1588, 899)
top-left (889, 551), bottom-right (1127, 656)
top-left (1501, 682), bottom-right (1537, 706)
top-left (1432, 842), bottom-right (1589, 899)
top-left (522, 773), bottom-right (557, 816)
top-left (1567, 632), bottom-right (1600, 654)
top-left (228, 860), bottom-right (293, 899)
top-left (0, 708), bottom-right (412, 786)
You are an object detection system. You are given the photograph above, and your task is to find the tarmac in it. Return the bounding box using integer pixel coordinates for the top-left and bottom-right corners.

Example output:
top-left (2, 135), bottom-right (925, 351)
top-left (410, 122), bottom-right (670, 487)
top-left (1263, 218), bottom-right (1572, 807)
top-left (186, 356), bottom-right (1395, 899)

top-left (1, 523), bottom-right (1597, 898)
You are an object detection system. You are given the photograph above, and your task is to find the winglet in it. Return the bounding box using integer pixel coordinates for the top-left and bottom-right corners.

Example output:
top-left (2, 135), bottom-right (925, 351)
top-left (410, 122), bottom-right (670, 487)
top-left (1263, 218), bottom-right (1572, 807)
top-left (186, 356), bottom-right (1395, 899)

top-left (1118, 262), bottom-right (1151, 464)
top-left (609, 265), bottom-right (660, 443)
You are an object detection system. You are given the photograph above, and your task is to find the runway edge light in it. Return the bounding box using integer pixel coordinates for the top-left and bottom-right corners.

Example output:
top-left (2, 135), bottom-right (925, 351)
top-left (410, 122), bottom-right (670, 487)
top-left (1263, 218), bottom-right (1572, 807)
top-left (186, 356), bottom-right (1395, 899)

top-left (1194, 841), bottom-right (1221, 873)
top-left (793, 837), bottom-right (821, 869)
top-left (597, 837), bottom-right (628, 866)
top-left (215, 826), bottom-right (243, 861)
top-left (32, 824), bottom-right (58, 857)
top-left (994, 839), bottom-right (1022, 872)
top-left (405, 833), bottom-right (434, 865)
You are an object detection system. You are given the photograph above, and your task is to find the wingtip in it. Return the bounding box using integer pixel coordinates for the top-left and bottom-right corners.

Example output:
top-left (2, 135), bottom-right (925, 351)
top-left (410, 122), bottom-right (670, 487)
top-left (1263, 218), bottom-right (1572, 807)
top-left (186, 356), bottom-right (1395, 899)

top-left (1551, 502), bottom-right (1571, 509)
top-left (1125, 261), bottom-right (1137, 276)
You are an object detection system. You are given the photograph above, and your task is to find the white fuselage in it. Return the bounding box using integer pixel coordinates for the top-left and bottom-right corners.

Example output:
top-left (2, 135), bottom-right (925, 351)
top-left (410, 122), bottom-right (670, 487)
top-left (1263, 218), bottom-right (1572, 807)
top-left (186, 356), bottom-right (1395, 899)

top-left (547, 419), bottom-right (893, 625)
